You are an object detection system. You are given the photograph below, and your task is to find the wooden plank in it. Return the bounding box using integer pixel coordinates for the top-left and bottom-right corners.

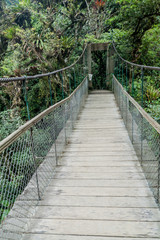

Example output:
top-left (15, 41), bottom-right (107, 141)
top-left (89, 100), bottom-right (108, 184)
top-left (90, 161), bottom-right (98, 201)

top-left (62, 151), bottom-right (137, 157)
top-left (45, 186), bottom-right (153, 197)
top-left (32, 206), bottom-right (160, 221)
top-left (24, 234), bottom-right (160, 240)
top-left (52, 171), bottom-right (146, 180)
top-left (39, 195), bottom-right (157, 208)
top-left (56, 166), bottom-right (143, 173)
top-left (60, 155), bottom-right (139, 161)
top-left (91, 43), bottom-right (108, 51)
top-left (24, 218), bottom-right (160, 238)
top-left (48, 179), bottom-right (147, 188)
top-left (58, 160), bottom-right (141, 167)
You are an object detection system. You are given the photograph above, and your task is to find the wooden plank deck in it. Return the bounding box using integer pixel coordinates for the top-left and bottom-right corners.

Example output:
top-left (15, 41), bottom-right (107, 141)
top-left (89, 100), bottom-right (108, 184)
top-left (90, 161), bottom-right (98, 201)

top-left (23, 91), bottom-right (160, 240)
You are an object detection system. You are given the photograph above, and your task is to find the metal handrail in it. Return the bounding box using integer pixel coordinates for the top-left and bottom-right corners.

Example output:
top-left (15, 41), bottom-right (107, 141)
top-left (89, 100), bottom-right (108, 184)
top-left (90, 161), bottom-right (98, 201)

top-left (0, 77), bottom-right (87, 153)
top-left (112, 41), bottom-right (160, 71)
top-left (0, 45), bottom-right (87, 82)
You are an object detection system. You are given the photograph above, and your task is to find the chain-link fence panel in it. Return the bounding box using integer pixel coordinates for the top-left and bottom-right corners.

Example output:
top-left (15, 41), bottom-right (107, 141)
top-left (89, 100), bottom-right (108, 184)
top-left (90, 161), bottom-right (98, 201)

top-left (113, 75), bottom-right (160, 206)
top-left (0, 77), bottom-right (88, 240)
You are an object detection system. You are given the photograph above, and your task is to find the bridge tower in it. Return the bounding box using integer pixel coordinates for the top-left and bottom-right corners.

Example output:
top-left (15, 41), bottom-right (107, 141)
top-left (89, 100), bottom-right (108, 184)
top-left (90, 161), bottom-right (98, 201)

top-left (86, 43), bottom-right (114, 89)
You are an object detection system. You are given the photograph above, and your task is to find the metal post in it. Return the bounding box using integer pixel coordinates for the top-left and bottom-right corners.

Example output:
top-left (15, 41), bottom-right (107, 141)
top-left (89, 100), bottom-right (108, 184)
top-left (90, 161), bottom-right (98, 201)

top-left (52, 114), bottom-right (58, 165)
top-left (69, 75), bottom-right (72, 95)
top-left (117, 58), bottom-right (119, 81)
top-left (70, 97), bottom-right (74, 129)
top-left (54, 132), bottom-right (58, 166)
top-left (157, 137), bottom-right (160, 204)
top-left (119, 60), bottom-right (121, 84)
top-left (74, 67), bottom-right (76, 89)
top-left (126, 95), bottom-right (128, 129)
top-left (132, 67), bottom-right (134, 97)
top-left (118, 81), bottom-right (120, 110)
top-left (59, 72), bottom-right (64, 99)
top-left (126, 63), bottom-right (128, 91)
top-left (106, 45), bottom-right (110, 88)
top-left (112, 74), bottom-right (114, 92)
top-left (23, 78), bottom-right (30, 120)
top-left (83, 51), bottom-right (85, 76)
top-left (87, 44), bottom-right (92, 74)
top-left (131, 104), bottom-right (134, 143)
top-left (64, 104), bottom-right (67, 144)
top-left (30, 127), bottom-right (41, 200)
top-left (114, 59), bottom-right (117, 78)
top-left (141, 67), bottom-right (144, 108)
top-left (122, 63), bottom-right (124, 86)
top-left (140, 115), bottom-right (143, 164)
top-left (140, 73), bottom-right (144, 174)
top-left (48, 75), bottom-right (53, 105)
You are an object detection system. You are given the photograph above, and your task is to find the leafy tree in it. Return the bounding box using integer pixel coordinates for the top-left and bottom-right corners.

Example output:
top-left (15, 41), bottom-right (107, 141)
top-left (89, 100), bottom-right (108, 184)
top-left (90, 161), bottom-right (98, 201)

top-left (0, 0), bottom-right (160, 123)
top-left (109, 0), bottom-right (160, 61)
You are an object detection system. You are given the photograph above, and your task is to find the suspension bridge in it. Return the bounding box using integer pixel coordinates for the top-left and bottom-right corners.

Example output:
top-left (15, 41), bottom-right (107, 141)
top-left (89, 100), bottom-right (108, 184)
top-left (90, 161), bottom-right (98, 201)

top-left (0, 43), bottom-right (160, 240)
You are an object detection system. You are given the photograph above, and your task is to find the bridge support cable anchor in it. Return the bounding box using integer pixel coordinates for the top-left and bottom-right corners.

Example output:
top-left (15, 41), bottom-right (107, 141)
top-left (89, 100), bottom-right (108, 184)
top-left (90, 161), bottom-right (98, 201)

top-left (30, 127), bottom-right (41, 201)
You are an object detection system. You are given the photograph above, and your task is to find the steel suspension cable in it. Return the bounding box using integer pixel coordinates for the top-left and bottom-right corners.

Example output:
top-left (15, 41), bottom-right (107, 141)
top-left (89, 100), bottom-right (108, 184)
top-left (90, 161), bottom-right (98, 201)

top-left (0, 45), bottom-right (88, 83)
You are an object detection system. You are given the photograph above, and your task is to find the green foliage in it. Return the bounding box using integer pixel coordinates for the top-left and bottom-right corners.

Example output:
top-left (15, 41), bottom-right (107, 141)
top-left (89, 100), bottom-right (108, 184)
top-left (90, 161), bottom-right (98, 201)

top-left (0, 109), bottom-right (23, 141)
top-left (146, 85), bottom-right (160, 103)
top-left (3, 26), bottom-right (19, 40)
top-left (140, 25), bottom-right (160, 66)
top-left (145, 104), bottom-right (160, 123)
top-left (19, 0), bottom-right (31, 7)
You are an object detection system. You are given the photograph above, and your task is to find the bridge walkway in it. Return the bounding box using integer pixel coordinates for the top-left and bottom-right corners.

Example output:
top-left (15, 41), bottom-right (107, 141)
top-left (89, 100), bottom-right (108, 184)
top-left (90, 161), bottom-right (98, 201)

top-left (23, 90), bottom-right (160, 240)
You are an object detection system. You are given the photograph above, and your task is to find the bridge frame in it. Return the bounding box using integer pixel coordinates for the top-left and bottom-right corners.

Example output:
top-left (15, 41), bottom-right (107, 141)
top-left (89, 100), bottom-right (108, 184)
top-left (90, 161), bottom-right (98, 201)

top-left (86, 43), bottom-right (114, 88)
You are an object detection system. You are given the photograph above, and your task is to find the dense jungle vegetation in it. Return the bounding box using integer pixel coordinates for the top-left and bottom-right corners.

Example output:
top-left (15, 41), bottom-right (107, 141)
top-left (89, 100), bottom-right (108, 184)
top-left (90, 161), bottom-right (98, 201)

top-left (0, 0), bottom-right (160, 224)
top-left (0, 0), bottom-right (160, 137)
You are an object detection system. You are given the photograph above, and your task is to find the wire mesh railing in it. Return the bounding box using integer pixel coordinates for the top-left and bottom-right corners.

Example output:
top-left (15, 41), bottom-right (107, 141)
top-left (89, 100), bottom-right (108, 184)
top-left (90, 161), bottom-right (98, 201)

top-left (112, 42), bottom-right (160, 123)
top-left (111, 41), bottom-right (160, 206)
top-left (0, 78), bottom-right (88, 239)
top-left (0, 45), bottom-right (88, 126)
top-left (113, 75), bottom-right (160, 206)
top-left (0, 46), bottom-right (88, 238)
